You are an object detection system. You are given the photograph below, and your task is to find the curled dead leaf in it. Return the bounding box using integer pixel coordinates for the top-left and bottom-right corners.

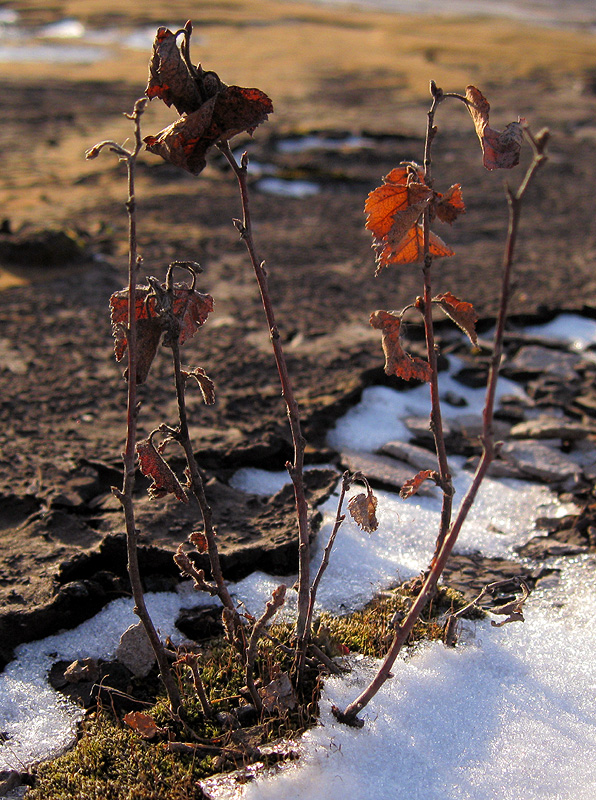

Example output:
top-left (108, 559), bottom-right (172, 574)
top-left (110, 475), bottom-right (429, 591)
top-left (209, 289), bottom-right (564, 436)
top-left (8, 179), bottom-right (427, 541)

top-left (347, 488), bottom-right (378, 533)
top-left (400, 469), bottom-right (439, 499)
top-left (181, 366), bottom-right (215, 405)
top-left (433, 291), bottom-right (478, 346)
top-left (144, 24), bottom-right (273, 175)
top-left (370, 310), bottom-right (431, 383)
top-left (109, 282), bottom-right (213, 383)
top-left (136, 435), bottom-right (188, 503)
top-left (466, 85), bottom-right (524, 170)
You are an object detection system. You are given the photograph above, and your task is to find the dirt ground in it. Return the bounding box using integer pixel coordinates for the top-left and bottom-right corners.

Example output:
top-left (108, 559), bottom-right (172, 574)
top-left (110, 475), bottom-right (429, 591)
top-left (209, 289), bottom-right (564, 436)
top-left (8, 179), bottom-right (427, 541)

top-left (1, 0), bottom-right (596, 665)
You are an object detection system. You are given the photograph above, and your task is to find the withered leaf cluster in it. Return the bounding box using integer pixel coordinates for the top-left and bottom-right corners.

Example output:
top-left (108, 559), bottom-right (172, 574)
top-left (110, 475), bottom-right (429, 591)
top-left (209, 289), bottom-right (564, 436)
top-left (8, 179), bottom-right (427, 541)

top-left (144, 23), bottom-right (273, 174)
top-left (109, 281), bottom-right (214, 384)
top-left (364, 162), bottom-right (464, 274)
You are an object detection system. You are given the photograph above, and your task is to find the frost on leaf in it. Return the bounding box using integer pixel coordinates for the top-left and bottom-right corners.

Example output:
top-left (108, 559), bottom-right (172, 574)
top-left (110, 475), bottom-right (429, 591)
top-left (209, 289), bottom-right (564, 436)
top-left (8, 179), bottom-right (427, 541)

top-left (365, 162), bottom-right (459, 273)
top-left (466, 85), bottom-right (524, 171)
top-left (348, 487), bottom-right (378, 533)
top-left (400, 469), bottom-right (439, 499)
top-left (109, 283), bottom-right (213, 384)
top-left (433, 291), bottom-right (478, 346)
top-left (370, 310), bottom-right (431, 383)
top-left (136, 436), bottom-right (188, 503)
top-left (182, 367), bottom-right (216, 405)
top-left (144, 24), bottom-right (273, 175)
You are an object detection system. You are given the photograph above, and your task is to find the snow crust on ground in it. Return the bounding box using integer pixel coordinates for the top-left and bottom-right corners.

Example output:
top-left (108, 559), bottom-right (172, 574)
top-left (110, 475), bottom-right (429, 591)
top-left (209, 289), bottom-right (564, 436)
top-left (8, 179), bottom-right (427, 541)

top-left (1, 315), bottom-right (594, 800)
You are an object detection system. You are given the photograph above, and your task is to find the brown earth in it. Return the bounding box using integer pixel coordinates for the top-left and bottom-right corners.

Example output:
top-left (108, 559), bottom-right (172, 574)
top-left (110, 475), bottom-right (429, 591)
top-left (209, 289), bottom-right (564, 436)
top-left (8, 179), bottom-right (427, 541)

top-left (1, 0), bottom-right (596, 666)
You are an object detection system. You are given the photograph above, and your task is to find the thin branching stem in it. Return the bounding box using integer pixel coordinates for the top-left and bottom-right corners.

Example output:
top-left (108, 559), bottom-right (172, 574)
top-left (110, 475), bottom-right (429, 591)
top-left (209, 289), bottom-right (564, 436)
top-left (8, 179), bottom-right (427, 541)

top-left (91, 99), bottom-right (183, 713)
top-left (336, 120), bottom-right (548, 727)
top-left (304, 471), bottom-right (351, 639)
top-left (218, 141), bottom-right (312, 669)
top-left (245, 585), bottom-right (287, 713)
top-left (422, 88), bottom-right (453, 558)
top-left (169, 332), bottom-right (247, 653)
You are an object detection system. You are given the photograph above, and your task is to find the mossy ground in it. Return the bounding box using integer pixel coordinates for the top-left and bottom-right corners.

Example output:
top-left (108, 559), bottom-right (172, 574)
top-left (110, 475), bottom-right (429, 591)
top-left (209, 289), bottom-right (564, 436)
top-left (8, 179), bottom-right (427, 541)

top-left (27, 582), bottom-right (479, 799)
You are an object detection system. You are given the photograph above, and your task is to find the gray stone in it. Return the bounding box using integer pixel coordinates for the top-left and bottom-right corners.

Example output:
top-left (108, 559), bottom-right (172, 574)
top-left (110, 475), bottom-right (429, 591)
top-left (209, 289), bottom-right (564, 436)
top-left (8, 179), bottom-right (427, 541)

top-left (116, 621), bottom-right (156, 678)
top-left (404, 414), bottom-right (510, 453)
top-left (502, 345), bottom-right (585, 382)
top-left (378, 440), bottom-right (440, 473)
top-left (499, 440), bottom-right (583, 483)
top-left (509, 415), bottom-right (591, 441)
top-left (340, 450), bottom-right (437, 495)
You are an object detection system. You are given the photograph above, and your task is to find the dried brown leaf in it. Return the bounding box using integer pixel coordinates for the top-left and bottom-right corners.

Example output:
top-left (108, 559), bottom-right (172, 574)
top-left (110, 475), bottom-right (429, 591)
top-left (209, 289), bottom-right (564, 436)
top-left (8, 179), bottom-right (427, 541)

top-left (182, 367), bottom-right (216, 405)
top-left (347, 488), bottom-right (378, 533)
top-left (400, 469), bottom-right (439, 499)
top-left (433, 291), bottom-right (479, 346)
top-left (432, 184), bottom-right (466, 225)
top-left (145, 24), bottom-right (273, 175)
top-left (146, 26), bottom-right (202, 114)
top-left (370, 310), bottom-right (431, 382)
top-left (466, 86), bottom-right (524, 170)
top-left (123, 711), bottom-right (162, 740)
top-left (259, 672), bottom-right (297, 713)
top-left (109, 283), bottom-right (213, 383)
top-left (189, 530), bottom-right (208, 553)
top-left (136, 436), bottom-right (188, 503)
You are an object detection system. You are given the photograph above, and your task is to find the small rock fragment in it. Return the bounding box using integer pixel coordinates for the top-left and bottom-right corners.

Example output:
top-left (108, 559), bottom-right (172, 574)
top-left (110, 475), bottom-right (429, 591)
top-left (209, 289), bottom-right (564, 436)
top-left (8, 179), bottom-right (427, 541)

top-left (116, 621), bottom-right (156, 678)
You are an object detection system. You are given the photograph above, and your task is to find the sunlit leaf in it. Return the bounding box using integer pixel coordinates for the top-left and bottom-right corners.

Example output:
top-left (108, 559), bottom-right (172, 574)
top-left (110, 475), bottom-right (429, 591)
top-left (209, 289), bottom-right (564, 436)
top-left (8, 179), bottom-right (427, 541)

top-left (124, 712), bottom-right (162, 740)
top-left (136, 436), bottom-right (188, 503)
top-left (370, 310), bottom-right (431, 382)
top-left (433, 291), bottom-right (478, 345)
top-left (466, 85), bottom-right (524, 170)
top-left (347, 488), bottom-right (378, 533)
top-left (400, 469), bottom-right (439, 499)
top-left (375, 224), bottom-right (454, 274)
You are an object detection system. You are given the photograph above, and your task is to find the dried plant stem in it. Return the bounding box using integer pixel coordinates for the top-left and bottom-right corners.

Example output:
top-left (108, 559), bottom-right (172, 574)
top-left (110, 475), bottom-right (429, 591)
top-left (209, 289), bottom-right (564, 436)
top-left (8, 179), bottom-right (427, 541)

top-left (422, 89), bottom-right (454, 558)
top-left (245, 585), bottom-right (287, 712)
top-left (168, 333), bottom-right (245, 649)
top-left (95, 100), bottom-right (182, 713)
top-left (218, 142), bottom-right (311, 656)
top-left (337, 126), bottom-right (548, 727)
top-left (304, 471), bottom-right (351, 640)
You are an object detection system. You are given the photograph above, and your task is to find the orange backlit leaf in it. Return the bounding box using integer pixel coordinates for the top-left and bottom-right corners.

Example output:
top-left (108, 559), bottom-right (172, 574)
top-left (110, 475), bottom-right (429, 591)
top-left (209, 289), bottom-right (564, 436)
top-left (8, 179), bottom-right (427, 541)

top-left (400, 469), bottom-right (439, 499)
top-left (434, 291), bottom-right (479, 346)
top-left (466, 86), bottom-right (524, 171)
top-left (370, 310), bottom-right (432, 383)
top-left (365, 166), bottom-right (431, 239)
top-left (347, 488), bottom-right (378, 533)
top-left (136, 436), bottom-right (189, 503)
top-left (375, 224), bottom-right (454, 273)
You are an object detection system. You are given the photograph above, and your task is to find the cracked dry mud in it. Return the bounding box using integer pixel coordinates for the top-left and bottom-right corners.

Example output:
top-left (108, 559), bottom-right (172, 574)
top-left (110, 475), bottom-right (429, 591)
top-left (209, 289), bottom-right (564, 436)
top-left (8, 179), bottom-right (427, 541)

top-left (2, 1), bottom-right (596, 669)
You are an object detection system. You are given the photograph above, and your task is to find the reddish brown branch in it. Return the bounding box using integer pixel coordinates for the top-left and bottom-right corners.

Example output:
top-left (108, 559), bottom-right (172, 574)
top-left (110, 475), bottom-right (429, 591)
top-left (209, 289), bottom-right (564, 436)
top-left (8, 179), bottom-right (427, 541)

top-left (337, 116), bottom-right (548, 726)
top-left (218, 141), bottom-right (312, 664)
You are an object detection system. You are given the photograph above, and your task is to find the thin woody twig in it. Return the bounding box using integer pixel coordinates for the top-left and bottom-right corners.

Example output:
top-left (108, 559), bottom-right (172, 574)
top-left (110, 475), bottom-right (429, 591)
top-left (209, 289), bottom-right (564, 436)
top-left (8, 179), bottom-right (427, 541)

top-left (336, 107), bottom-right (548, 727)
top-left (88, 99), bottom-right (182, 714)
top-left (217, 141), bottom-right (312, 673)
